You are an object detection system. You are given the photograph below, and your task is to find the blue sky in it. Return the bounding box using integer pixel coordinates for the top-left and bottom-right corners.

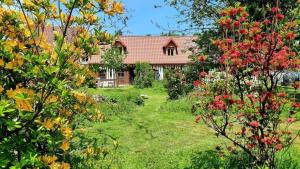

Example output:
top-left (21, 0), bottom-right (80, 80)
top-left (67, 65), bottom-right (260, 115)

top-left (120, 0), bottom-right (186, 35)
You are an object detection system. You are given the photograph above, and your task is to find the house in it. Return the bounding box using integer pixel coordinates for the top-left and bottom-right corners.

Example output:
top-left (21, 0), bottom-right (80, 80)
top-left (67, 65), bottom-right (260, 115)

top-left (88, 36), bottom-right (197, 87)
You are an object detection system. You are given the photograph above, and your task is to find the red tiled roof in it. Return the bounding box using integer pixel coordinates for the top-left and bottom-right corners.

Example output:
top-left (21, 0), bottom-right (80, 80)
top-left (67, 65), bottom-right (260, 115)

top-left (44, 26), bottom-right (78, 45)
top-left (89, 36), bottom-right (197, 65)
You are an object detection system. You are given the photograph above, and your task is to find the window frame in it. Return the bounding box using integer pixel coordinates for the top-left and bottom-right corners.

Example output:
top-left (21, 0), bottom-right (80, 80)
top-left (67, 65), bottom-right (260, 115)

top-left (118, 71), bottom-right (125, 79)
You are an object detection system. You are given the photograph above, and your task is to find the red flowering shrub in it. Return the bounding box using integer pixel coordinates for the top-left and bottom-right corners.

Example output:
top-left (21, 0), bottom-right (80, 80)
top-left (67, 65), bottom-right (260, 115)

top-left (195, 3), bottom-right (299, 168)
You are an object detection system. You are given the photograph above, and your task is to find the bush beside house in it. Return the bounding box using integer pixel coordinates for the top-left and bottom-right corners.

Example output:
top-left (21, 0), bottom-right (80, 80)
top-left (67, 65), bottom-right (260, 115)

top-left (134, 62), bottom-right (154, 88)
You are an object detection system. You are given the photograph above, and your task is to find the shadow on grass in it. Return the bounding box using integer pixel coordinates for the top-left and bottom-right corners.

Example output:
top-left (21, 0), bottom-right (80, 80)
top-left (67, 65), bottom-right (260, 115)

top-left (185, 149), bottom-right (300, 169)
top-left (185, 150), bottom-right (253, 169)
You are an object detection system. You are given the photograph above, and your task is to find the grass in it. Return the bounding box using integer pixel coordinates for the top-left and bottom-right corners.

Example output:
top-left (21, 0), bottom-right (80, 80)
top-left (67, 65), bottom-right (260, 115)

top-left (75, 82), bottom-right (300, 169)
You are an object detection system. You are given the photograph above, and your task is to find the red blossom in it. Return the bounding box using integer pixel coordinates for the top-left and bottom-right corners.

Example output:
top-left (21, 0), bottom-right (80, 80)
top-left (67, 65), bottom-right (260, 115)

top-left (271, 7), bottom-right (279, 13)
top-left (275, 144), bottom-right (283, 151)
top-left (198, 55), bottom-right (206, 62)
top-left (287, 118), bottom-right (296, 123)
top-left (292, 102), bottom-right (300, 108)
top-left (254, 34), bottom-right (262, 42)
top-left (247, 143), bottom-right (256, 149)
top-left (199, 71), bottom-right (208, 78)
top-left (239, 17), bottom-right (246, 22)
top-left (210, 96), bottom-right (227, 111)
top-left (250, 27), bottom-right (261, 34)
top-left (292, 82), bottom-right (300, 89)
top-left (226, 38), bottom-right (234, 44)
top-left (239, 29), bottom-right (248, 35)
top-left (245, 81), bottom-right (252, 86)
top-left (195, 115), bottom-right (201, 123)
top-left (241, 12), bottom-right (249, 17)
top-left (193, 80), bottom-right (201, 87)
top-left (277, 92), bottom-right (286, 97)
top-left (229, 8), bottom-right (238, 16)
top-left (249, 121), bottom-right (259, 128)
top-left (276, 13), bottom-right (285, 20)
top-left (233, 21), bottom-right (241, 28)
top-left (286, 32), bottom-right (296, 40)
top-left (263, 19), bottom-right (271, 25)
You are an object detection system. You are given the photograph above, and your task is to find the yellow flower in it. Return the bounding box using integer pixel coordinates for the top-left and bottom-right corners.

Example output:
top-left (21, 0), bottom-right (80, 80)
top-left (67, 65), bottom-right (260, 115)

top-left (16, 54), bottom-right (24, 66)
top-left (0, 86), bottom-right (4, 94)
top-left (60, 162), bottom-right (71, 169)
top-left (5, 62), bottom-right (14, 70)
top-left (46, 95), bottom-right (58, 103)
top-left (61, 127), bottom-right (73, 138)
top-left (50, 53), bottom-right (58, 64)
top-left (42, 119), bottom-right (55, 131)
top-left (7, 89), bottom-right (15, 98)
top-left (60, 140), bottom-right (70, 151)
top-left (3, 0), bottom-right (13, 5)
top-left (84, 146), bottom-right (95, 157)
top-left (85, 3), bottom-right (93, 9)
top-left (6, 40), bottom-right (17, 48)
top-left (112, 1), bottom-right (124, 14)
top-left (15, 99), bottom-right (33, 112)
top-left (0, 59), bottom-right (4, 67)
top-left (41, 155), bottom-right (58, 165)
top-left (71, 91), bottom-right (86, 103)
top-left (75, 74), bottom-right (85, 86)
top-left (49, 162), bottom-right (60, 169)
top-left (60, 109), bottom-right (72, 117)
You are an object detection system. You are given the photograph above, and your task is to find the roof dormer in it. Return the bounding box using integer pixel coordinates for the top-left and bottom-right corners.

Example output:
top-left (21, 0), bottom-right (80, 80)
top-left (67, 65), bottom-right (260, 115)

top-left (114, 40), bottom-right (127, 54)
top-left (163, 39), bottom-right (178, 56)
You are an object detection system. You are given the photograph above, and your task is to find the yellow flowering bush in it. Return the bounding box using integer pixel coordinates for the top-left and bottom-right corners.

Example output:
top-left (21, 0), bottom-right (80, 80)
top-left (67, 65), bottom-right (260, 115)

top-left (0, 0), bottom-right (124, 168)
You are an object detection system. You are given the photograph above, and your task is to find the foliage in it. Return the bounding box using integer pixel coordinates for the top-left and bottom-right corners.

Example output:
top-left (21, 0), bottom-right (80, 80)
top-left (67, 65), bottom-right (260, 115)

top-left (0, 0), bottom-right (124, 168)
top-left (195, 3), bottom-right (300, 168)
top-left (166, 0), bottom-right (300, 69)
top-left (164, 69), bottom-right (186, 100)
top-left (84, 87), bottom-right (144, 117)
top-left (134, 62), bottom-right (155, 88)
top-left (101, 47), bottom-right (125, 71)
top-left (187, 149), bottom-right (300, 169)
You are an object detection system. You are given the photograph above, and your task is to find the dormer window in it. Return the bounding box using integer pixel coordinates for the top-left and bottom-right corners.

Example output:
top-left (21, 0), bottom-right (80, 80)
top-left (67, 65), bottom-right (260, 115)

top-left (167, 47), bottom-right (175, 56)
top-left (114, 41), bottom-right (127, 54)
top-left (81, 56), bottom-right (89, 64)
top-left (163, 39), bottom-right (178, 56)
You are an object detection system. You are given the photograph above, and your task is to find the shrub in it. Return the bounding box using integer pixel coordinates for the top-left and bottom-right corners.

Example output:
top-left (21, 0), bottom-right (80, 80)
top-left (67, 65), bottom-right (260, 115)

top-left (134, 62), bottom-right (154, 88)
top-left (195, 4), bottom-right (299, 168)
top-left (164, 69), bottom-right (185, 100)
top-left (89, 89), bottom-right (144, 117)
top-left (0, 0), bottom-right (124, 168)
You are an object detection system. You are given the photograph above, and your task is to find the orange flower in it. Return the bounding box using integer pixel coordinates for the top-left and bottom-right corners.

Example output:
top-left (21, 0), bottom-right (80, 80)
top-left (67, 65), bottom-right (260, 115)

top-left (5, 62), bottom-right (14, 70)
top-left (15, 99), bottom-right (32, 112)
top-left (43, 119), bottom-right (55, 131)
top-left (71, 91), bottom-right (86, 103)
top-left (41, 155), bottom-right (58, 164)
top-left (0, 59), bottom-right (4, 67)
top-left (61, 127), bottom-right (73, 138)
top-left (61, 162), bottom-right (71, 169)
top-left (112, 1), bottom-right (124, 14)
top-left (6, 89), bottom-right (15, 98)
top-left (0, 85), bottom-right (3, 93)
top-left (60, 140), bottom-right (70, 151)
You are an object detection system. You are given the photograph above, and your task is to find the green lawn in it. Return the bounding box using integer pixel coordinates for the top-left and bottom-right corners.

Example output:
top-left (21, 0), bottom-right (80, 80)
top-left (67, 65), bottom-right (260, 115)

top-left (75, 83), bottom-right (300, 169)
top-left (78, 84), bottom-right (223, 168)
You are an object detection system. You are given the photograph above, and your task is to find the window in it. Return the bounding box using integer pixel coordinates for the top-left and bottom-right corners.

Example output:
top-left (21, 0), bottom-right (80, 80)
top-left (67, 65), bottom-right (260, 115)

top-left (81, 56), bottom-right (89, 63)
top-left (167, 47), bottom-right (175, 56)
top-left (99, 70), bottom-right (106, 80)
top-left (118, 71), bottom-right (125, 79)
